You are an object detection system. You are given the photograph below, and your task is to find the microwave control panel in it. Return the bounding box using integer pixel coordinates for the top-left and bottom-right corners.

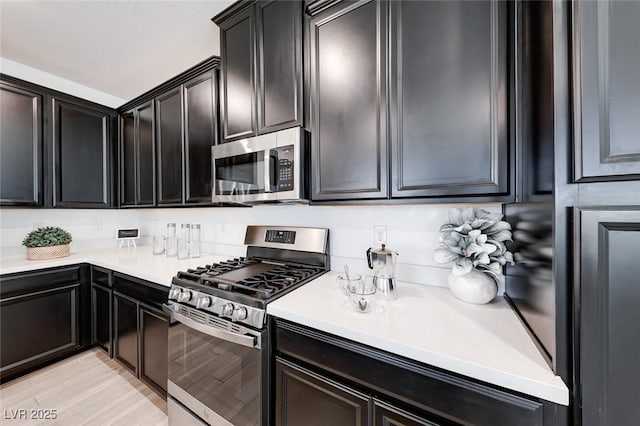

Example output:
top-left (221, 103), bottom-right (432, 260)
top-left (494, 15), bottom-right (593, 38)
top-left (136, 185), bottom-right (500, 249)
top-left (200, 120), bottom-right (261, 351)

top-left (274, 145), bottom-right (294, 192)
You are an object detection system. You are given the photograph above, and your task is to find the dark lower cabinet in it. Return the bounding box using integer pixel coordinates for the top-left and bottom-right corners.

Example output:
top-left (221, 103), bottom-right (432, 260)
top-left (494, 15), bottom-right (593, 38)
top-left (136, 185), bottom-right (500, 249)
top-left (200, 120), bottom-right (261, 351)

top-left (114, 292), bottom-right (139, 374)
top-left (139, 305), bottom-right (169, 395)
top-left (112, 273), bottom-right (169, 397)
top-left (373, 400), bottom-right (438, 426)
top-left (0, 81), bottom-right (42, 206)
top-left (91, 266), bottom-right (112, 356)
top-left (91, 284), bottom-right (112, 356)
top-left (52, 97), bottom-right (115, 207)
top-left (275, 357), bottom-right (370, 426)
top-left (576, 207), bottom-right (640, 426)
top-left (0, 265), bottom-right (90, 383)
top-left (275, 320), bottom-right (555, 426)
top-left (572, 0), bottom-right (640, 181)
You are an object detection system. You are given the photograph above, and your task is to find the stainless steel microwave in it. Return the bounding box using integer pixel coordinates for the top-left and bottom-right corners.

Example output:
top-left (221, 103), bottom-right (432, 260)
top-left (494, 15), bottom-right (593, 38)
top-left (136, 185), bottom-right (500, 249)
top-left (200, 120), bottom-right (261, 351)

top-left (211, 127), bottom-right (307, 204)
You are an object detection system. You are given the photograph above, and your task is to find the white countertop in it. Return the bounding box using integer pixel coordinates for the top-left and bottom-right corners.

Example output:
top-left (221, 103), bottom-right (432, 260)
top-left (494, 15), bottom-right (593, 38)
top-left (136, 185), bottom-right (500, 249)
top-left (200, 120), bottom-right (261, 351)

top-left (1, 248), bottom-right (568, 405)
top-left (268, 271), bottom-right (569, 406)
top-left (0, 246), bottom-right (230, 287)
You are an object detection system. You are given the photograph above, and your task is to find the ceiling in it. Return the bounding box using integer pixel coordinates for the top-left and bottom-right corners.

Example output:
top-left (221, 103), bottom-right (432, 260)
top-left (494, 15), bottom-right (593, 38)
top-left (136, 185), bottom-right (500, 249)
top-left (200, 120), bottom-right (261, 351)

top-left (0, 0), bottom-right (235, 104)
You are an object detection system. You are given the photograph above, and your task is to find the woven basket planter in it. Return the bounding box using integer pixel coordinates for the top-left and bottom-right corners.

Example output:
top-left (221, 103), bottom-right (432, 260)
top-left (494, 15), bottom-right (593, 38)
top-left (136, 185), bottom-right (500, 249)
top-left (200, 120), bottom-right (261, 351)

top-left (27, 244), bottom-right (70, 261)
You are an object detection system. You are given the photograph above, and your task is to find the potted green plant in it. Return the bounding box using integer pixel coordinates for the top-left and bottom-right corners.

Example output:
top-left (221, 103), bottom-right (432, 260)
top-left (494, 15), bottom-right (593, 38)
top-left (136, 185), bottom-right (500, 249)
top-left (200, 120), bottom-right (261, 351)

top-left (22, 226), bottom-right (73, 260)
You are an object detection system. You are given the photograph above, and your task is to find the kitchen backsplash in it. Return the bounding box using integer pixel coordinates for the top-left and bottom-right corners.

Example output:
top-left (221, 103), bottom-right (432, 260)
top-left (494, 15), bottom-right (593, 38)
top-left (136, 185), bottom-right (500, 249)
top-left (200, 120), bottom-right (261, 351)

top-left (0, 209), bottom-right (139, 257)
top-left (0, 203), bottom-right (503, 292)
top-left (137, 203), bottom-right (503, 292)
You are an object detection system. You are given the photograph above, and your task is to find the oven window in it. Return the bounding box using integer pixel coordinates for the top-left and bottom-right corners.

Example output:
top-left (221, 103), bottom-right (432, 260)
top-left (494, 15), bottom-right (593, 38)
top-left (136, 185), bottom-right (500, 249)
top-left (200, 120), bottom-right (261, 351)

top-left (215, 152), bottom-right (265, 195)
top-left (168, 322), bottom-right (261, 426)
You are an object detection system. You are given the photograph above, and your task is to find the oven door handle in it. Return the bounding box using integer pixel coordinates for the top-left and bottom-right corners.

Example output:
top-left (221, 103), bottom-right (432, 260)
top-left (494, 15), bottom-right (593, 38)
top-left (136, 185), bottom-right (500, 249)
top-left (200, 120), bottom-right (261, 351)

top-left (163, 304), bottom-right (259, 349)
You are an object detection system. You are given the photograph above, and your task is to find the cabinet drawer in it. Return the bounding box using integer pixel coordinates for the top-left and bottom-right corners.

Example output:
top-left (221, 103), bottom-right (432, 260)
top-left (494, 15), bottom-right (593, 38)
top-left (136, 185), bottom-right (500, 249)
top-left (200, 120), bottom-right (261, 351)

top-left (91, 266), bottom-right (111, 288)
top-left (0, 266), bottom-right (80, 299)
top-left (113, 273), bottom-right (168, 310)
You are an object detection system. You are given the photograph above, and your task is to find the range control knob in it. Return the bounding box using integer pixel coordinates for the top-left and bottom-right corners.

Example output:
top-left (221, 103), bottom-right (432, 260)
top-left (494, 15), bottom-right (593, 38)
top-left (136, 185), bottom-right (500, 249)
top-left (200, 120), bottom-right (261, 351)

top-left (168, 288), bottom-right (181, 300)
top-left (177, 290), bottom-right (192, 303)
top-left (221, 303), bottom-right (234, 317)
top-left (232, 306), bottom-right (248, 322)
top-left (196, 296), bottom-right (212, 309)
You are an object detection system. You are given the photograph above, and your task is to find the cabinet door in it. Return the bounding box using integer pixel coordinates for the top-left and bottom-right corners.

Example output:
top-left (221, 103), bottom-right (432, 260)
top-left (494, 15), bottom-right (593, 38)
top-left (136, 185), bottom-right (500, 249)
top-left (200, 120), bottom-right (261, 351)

top-left (257, 0), bottom-right (302, 134)
top-left (220, 5), bottom-right (257, 142)
top-left (52, 98), bottom-right (112, 207)
top-left (0, 82), bottom-right (42, 206)
top-left (308, 0), bottom-right (388, 200)
top-left (577, 208), bottom-right (640, 426)
top-left (120, 111), bottom-right (136, 206)
top-left (0, 284), bottom-right (80, 380)
top-left (275, 358), bottom-right (370, 426)
top-left (113, 292), bottom-right (138, 374)
top-left (91, 284), bottom-right (112, 357)
top-left (373, 400), bottom-right (438, 426)
top-left (137, 102), bottom-right (155, 205)
top-left (156, 88), bottom-right (184, 205)
top-left (573, 1), bottom-right (640, 181)
top-left (390, 1), bottom-right (509, 199)
top-left (184, 72), bottom-right (216, 203)
top-left (139, 305), bottom-right (168, 396)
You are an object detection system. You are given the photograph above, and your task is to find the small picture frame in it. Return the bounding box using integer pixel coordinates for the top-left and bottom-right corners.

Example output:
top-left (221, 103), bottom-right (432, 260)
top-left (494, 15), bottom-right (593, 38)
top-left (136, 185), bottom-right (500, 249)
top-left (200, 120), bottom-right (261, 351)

top-left (116, 228), bottom-right (140, 248)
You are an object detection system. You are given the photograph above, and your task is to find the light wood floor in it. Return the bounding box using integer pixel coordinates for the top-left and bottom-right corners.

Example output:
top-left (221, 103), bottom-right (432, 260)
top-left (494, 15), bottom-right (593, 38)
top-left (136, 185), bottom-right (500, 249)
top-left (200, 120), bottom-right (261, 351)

top-left (0, 349), bottom-right (167, 425)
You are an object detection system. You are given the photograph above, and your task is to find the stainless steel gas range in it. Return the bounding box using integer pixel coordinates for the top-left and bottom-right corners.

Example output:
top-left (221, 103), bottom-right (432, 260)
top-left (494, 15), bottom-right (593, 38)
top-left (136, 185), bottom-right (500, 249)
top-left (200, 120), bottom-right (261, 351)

top-left (164, 225), bottom-right (329, 426)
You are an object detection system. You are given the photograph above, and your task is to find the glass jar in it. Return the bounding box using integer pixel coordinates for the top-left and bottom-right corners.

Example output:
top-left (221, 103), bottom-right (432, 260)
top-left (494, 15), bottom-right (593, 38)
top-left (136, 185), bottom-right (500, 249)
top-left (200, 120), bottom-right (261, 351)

top-left (190, 224), bottom-right (201, 258)
top-left (165, 223), bottom-right (177, 257)
top-left (177, 224), bottom-right (190, 259)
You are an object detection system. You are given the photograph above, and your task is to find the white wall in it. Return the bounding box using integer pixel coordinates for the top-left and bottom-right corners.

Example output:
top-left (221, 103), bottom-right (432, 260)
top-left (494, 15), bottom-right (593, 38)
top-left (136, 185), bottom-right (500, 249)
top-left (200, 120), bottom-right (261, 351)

top-left (0, 209), bottom-right (139, 257)
top-left (137, 203), bottom-right (504, 291)
top-left (0, 203), bottom-right (505, 291)
top-left (0, 57), bottom-right (126, 108)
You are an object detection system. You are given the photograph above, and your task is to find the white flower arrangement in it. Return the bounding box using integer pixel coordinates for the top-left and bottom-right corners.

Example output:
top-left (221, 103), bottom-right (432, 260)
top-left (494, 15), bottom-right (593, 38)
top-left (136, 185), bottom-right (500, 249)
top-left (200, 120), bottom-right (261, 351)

top-left (434, 207), bottom-right (515, 280)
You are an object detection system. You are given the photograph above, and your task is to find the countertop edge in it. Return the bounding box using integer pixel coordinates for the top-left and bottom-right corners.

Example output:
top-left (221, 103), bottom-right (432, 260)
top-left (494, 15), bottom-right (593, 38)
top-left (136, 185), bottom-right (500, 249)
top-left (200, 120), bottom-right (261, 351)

top-left (267, 305), bottom-right (569, 406)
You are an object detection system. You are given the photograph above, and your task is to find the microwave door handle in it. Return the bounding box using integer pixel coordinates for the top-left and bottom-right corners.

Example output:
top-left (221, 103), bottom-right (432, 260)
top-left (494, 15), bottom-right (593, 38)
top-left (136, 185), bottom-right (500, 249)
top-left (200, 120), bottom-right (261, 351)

top-left (263, 149), bottom-right (272, 193)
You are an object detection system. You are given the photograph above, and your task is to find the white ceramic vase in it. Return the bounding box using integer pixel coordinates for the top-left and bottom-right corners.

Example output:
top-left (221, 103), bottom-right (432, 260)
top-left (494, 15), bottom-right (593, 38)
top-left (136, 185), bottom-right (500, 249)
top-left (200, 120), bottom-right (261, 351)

top-left (448, 269), bottom-right (498, 304)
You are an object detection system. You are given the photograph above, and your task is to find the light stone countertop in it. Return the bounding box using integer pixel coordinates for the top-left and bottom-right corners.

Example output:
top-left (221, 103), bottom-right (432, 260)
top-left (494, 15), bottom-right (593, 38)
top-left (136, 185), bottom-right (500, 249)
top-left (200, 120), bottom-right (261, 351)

top-left (267, 271), bottom-right (569, 406)
top-left (1, 247), bottom-right (569, 406)
top-left (0, 246), bottom-right (230, 286)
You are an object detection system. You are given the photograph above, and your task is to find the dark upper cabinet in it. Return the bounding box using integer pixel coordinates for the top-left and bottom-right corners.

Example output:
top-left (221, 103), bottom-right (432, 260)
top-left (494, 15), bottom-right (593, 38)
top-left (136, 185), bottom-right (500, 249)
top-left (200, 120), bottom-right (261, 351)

top-left (576, 208), bottom-right (640, 426)
top-left (275, 357), bottom-right (370, 426)
top-left (184, 71), bottom-right (217, 203)
top-left (137, 103), bottom-right (155, 205)
top-left (215, 1), bottom-right (302, 143)
top-left (573, 1), bottom-right (640, 182)
top-left (119, 102), bottom-right (155, 207)
top-left (120, 111), bottom-right (136, 206)
top-left (257, 0), bottom-right (303, 134)
top-left (219, 6), bottom-right (257, 142)
top-left (0, 82), bottom-right (42, 206)
top-left (308, 0), bottom-right (389, 200)
top-left (389, 0), bottom-right (509, 199)
top-left (155, 88), bottom-right (184, 205)
top-left (52, 97), bottom-right (114, 207)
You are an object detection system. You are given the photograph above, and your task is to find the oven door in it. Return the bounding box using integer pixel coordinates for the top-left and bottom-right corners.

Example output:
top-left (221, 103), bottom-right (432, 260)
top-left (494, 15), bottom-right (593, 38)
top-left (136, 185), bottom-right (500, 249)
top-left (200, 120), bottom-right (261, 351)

top-left (165, 305), bottom-right (266, 426)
